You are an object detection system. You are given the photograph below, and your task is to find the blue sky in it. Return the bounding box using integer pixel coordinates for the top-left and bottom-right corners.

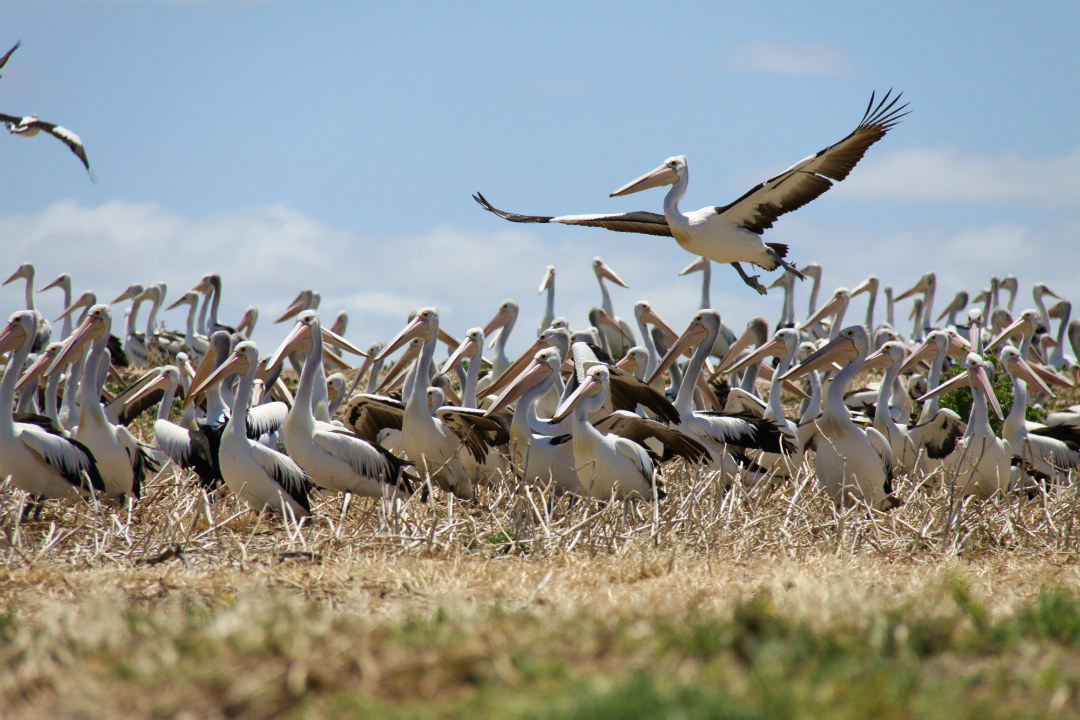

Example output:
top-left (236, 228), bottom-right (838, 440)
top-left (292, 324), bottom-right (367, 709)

top-left (1, 1), bottom-right (1078, 358)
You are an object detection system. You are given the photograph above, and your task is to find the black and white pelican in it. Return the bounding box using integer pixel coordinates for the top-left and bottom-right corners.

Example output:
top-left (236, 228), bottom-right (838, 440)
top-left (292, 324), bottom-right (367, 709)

top-left (190, 274), bottom-right (235, 336)
top-left (188, 341), bottom-right (311, 517)
top-left (475, 91), bottom-right (906, 294)
top-left (0, 311), bottom-right (105, 503)
top-left (267, 311), bottom-right (412, 500)
top-left (850, 275), bottom-right (880, 330)
top-left (919, 353), bottom-right (1009, 498)
top-left (124, 365), bottom-right (223, 492)
top-left (0, 112), bottom-right (92, 177)
top-left (485, 347), bottom-right (581, 493)
top-left (899, 330), bottom-right (969, 468)
top-left (48, 304), bottom-right (158, 500)
top-left (780, 325), bottom-right (897, 509)
top-left (999, 346), bottom-right (1078, 481)
top-left (375, 307), bottom-right (482, 499)
top-left (860, 341), bottom-right (919, 473)
top-left (552, 364), bottom-right (663, 500)
top-left (648, 310), bottom-right (794, 483)
top-left (936, 291), bottom-right (969, 330)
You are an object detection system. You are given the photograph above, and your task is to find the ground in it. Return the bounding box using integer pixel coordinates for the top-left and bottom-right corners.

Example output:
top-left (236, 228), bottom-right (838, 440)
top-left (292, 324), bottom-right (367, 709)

top-left (4, 453), bottom-right (1080, 718)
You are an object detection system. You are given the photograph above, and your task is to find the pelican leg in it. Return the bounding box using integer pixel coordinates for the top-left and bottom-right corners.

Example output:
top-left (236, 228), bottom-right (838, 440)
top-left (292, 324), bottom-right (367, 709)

top-left (21, 494), bottom-right (45, 521)
top-left (777, 256), bottom-right (806, 280)
top-left (730, 263), bottom-right (768, 295)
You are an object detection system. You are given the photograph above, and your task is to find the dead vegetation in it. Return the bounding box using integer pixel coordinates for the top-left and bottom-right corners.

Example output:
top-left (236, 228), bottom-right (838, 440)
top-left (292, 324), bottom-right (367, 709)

top-left (3, 366), bottom-right (1080, 718)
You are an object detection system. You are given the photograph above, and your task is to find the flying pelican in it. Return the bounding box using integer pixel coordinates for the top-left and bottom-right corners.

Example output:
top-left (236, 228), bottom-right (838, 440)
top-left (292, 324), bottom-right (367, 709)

top-left (0, 40), bottom-right (20, 77)
top-left (0, 311), bottom-right (105, 505)
top-left (48, 304), bottom-right (158, 500)
top-left (188, 341), bottom-right (311, 518)
top-left (780, 325), bottom-right (897, 509)
top-left (475, 91), bottom-right (906, 294)
top-left (0, 113), bottom-right (93, 177)
top-left (267, 311), bottom-right (413, 500)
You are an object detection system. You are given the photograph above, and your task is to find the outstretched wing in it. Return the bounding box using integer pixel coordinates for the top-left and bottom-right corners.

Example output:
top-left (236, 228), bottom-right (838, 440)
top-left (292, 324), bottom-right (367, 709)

top-left (474, 192), bottom-right (673, 237)
top-left (714, 90), bottom-right (907, 235)
top-left (595, 411), bottom-right (712, 464)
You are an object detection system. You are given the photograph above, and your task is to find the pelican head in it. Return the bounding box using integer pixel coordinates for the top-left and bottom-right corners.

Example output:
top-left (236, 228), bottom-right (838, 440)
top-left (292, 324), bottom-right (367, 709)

top-left (591, 257), bottom-right (629, 288)
top-left (610, 155), bottom-right (686, 197)
top-left (538, 265), bottom-right (555, 294)
top-left (3, 262), bottom-right (33, 286)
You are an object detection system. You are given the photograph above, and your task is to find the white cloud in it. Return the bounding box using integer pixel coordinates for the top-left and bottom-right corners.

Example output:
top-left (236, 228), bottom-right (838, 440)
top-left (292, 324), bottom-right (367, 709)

top-left (840, 144), bottom-right (1080, 207)
top-left (1, 199), bottom-right (1076, 371)
top-left (722, 39), bottom-right (851, 77)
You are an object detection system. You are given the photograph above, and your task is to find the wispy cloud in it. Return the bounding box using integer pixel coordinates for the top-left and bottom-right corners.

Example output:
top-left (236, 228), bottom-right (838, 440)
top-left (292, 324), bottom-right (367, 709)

top-left (721, 39), bottom-right (851, 77)
top-left (839, 144), bottom-right (1080, 207)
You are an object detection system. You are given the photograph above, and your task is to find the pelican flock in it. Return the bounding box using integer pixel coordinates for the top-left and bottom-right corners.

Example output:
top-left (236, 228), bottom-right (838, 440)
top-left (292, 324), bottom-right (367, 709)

top-left (3, 86), bottom-right (1080, 533)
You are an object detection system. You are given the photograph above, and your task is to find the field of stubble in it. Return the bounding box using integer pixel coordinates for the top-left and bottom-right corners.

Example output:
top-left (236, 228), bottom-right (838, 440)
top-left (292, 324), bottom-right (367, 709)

top-left (3, 374), bottom-right (1080, 719)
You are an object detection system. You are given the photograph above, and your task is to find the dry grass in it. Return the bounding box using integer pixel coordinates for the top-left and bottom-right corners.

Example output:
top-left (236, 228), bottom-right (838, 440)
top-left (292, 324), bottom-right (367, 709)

top-left (3, 368), bottom-right (1080, 718)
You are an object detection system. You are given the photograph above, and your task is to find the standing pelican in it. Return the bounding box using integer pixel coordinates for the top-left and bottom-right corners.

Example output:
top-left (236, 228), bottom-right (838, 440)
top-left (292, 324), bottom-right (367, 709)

top-left (38, 273), bottom-right (73, 338)
top-left (0, 311), bottom-right (104, 503)
top-left (780, 325), bottom-right (897, 509)
top-left (679, 256), bottom-right (737, 355)
top-left (537, 265), bottom-right (556, 335)
top-left (48, 305), bottom-right (158, 500)
top-left (592, 257), bottom-right (635, 357)
top-left (895, 272), bottom-right (937, 335)
top-left (123, 366), bottom-right (223, 492)
top-left (552, 364), bottom-right (661, 500)
top-left (475, 91), bottom-right (906, 293)
top-left (648, 311), bottom-right (794, 483)
top-left (268, 311), bottom-right (412, 499)
top-left (188, 341), bottom-right (311, 517)
top-left (485, 347), bottom-right (581, 493)
top-left (919, 353), bottom-right (1009, 498)
top-left (375, 308), bottom-right (482, 499)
